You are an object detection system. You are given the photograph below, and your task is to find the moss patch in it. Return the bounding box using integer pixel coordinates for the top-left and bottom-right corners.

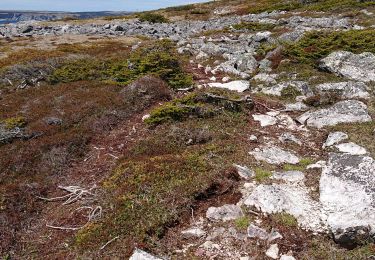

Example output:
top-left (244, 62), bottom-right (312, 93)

top-left (255, 168), bottom-right (272, 182)
top-left (2, 116), bottom-right (27, 129)
top-left (271, 212), bottom-right (298, 227)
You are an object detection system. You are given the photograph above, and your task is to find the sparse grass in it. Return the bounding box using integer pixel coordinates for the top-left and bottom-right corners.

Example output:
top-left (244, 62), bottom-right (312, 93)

top-left (271, 212), bottom-right (298, 227)
top-left (235, 216), bottom-right (251, 230)
top-left (283, 158), bottom-right (314, 171)
top-left (255, 168), bottom-right (272, 182)
top-left (284, 30), bottom-right (375, 65)
top-left (330, 121), bottom-right (375, 157)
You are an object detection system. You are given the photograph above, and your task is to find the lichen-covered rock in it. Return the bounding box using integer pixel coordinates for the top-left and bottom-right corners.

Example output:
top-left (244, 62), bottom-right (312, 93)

top-left (320, 153), bottom-right (375, 247)
top-left (335, 142), bottom-right (367, 155)
top-left (315, 82), bottom-right (370, 99)
top-left (323, 131), bottom-right (348, 148)
top-left (297, 100), bottom-right (372, 128)
top-left (206, 204), bottom-right (244, 222)
top-left (320, 51), bottom-right (375, 82)
top-left (243, 183), bottom-right (326, 232)
top-left (250, 146), bottom-right (300, 165)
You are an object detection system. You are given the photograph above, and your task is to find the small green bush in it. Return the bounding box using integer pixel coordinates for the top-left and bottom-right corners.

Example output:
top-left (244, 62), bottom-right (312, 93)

top-left (284, 30), bottom-right (375, 65)
top-left (138, 13), bottom-right (169, 23)
top-left (235, 216), bottom-right (251, 230)
top-left (144, 104), bottom-right (192, 125)
top-left (50, 40), bottom-right (193, 89)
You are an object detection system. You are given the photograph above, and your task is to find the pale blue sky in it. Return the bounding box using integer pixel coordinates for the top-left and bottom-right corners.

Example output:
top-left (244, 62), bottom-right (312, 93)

top-left (1, 0), bottom-right (210, 12)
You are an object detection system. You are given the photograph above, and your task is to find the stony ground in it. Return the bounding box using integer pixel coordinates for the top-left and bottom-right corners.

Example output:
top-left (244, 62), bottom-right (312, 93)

top-left (1, 0), bottom-right (375, 259)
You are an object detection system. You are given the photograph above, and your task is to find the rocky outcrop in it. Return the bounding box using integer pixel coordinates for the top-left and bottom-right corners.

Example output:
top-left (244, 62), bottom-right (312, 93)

top-left (320, 153), bottom-right (375, 247)
top-left (320, 51), bottom-right (375, 82)
top-left (297, 100), bottom-right (372, 128)
top-left (315, 81), bottom-right (370, 99)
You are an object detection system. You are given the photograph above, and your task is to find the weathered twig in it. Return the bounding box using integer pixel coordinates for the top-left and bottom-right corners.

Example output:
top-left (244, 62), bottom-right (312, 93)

top-left (36, 185), bottom-right (95, 205)
top-left (46, 224), bottom-right (82, 231)
top-left (99, 236), bottom-right (119, 250)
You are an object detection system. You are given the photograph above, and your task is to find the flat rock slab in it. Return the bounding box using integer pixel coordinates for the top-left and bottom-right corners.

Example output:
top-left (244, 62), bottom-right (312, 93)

top-left (335, 142), bottom-right (367, 155)
top-left (272, 171), bottom-right (305, 183)
top-left (129, 249), bottom-right (162, 260)
top-left (320, 51), bottom-right (375, 82)
top-left (252, 114), bottom-right (277, 127)
top-left (297, 100), bottom-right (372, 128)
top-left (323, 131), bottom-right (348, 148)
top-left (250, 146), bottom-right (300, 165)
top-left (320, 153), bottom-right (375, 246)
top-left (315, 81), bottom-right (370, 99)
top-left (243, 183), bottom-right (326, 232)
top-left (206, 204), bottom-right (244, 222)
top-left (208, 80), bottom-right (249, 92)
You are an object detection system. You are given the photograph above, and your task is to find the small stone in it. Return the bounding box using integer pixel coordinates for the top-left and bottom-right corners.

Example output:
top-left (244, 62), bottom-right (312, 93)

top-left (265, 244), bottom-right (279, 259)
top-left (335, 142), bottom-right (367, 155)
top-left (272, 171), bottom-right (305, 183)
top-left (323, 131), bottom-right (348, 148)
top-left (142, 114), bottom-right (151, 121)
top-left (306, 160), bottom-right (326, 169)
top-left (233, 164), bottom-right (254, 180)
top-left (247, 224), bottom-right (269, 240)
top-left (279, 132), bottom-right (302, 146)
top-left (209, 76), bottom-right (216, 81)
top-left (129, 249), bottom-right (162, 260)
top-left (208, 81), bottom-right (249, 92)
top-left (222, 76), bottom-right (230, 82)
top-left (252, 114), bottom-right (277, 127)
top-left (248, 134), bottom-right (258, 142)
top-left (206, 204), bottom-right (244, 222)
top-left (280, 255), bottom-right (296, 260)
top-left (181, 227), bottom-right (206, 238)
top-left (250, 146), bottom-right (300, 165)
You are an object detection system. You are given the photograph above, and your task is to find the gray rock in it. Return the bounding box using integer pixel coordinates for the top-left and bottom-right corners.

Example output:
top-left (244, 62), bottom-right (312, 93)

top-left (250, 146), bottom-right (300, 165)
top-left (247, 224), bottom-right (269, 240)
top-left (129, 249), bottom-right (162, 260)
top-left (284, 102), bottom-right (309, 112)
top-left (181, 227), bottom-right (206, 238)
top-left (315, 82), bottom-right (370, 99)
top-left (233, 164), bottom-right (255, 180)
top-left (335, 142), bottom-right (367, 155)
top-left (20, 25), bottom-right (33, 34)
top-left (320, 51), bottom-right (375, 82)
top-left (297, 100), bottom-right (372, 128)
top-left (257, 81), bottom-right (312, 97)
top-left (44, 117), bottom-right (63, 126)
top-left (265, 244), bottom-right (279, 259)
top-left (206, 204), bottom-right (244, 222)
top-left (320, 153), bottom-right (375, 247)
top-left (0, 124), bottom-right (24, 144)
top-left (244, 183), bottom-right (326, 232)
top-left (252, 114), bottom-right (277, 127)
top-left (207, 81), bottom-right (249, 92)
top-left (279, 132), bottom-right (302, 146)
top-left (272, 171), bottom-right (305, 183)
top-left (323, 131), bottom-right (348, 148)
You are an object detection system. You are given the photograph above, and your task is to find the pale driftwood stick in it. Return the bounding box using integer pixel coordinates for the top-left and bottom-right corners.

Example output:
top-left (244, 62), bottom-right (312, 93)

top-left (100, 236), bottom-right (119, 250)
top-left (46, 224), bottom-right (83, 231)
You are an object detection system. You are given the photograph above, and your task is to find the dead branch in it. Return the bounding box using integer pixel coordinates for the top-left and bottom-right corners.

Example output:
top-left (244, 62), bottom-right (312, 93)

top-left (36, 185), bottom-right (95, 205)
top-left (99, 236), bottom-right (119, 250)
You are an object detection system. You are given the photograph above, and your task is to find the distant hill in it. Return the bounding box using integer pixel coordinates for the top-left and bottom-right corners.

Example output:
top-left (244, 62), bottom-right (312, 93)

top-left (0, 11), bottom-right (132, 24)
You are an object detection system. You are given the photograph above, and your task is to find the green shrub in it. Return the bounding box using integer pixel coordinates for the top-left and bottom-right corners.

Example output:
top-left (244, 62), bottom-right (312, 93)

top-left (138, 13), bottom-right (169, 23)
top-left (50, 40), bottom-right (193, 89)
top-left (284, 30), bottom-right (375, 65)
top-left (235, 216), bottom-right (251, 230)
top-left (144, 104), bottom-right (192, 125)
